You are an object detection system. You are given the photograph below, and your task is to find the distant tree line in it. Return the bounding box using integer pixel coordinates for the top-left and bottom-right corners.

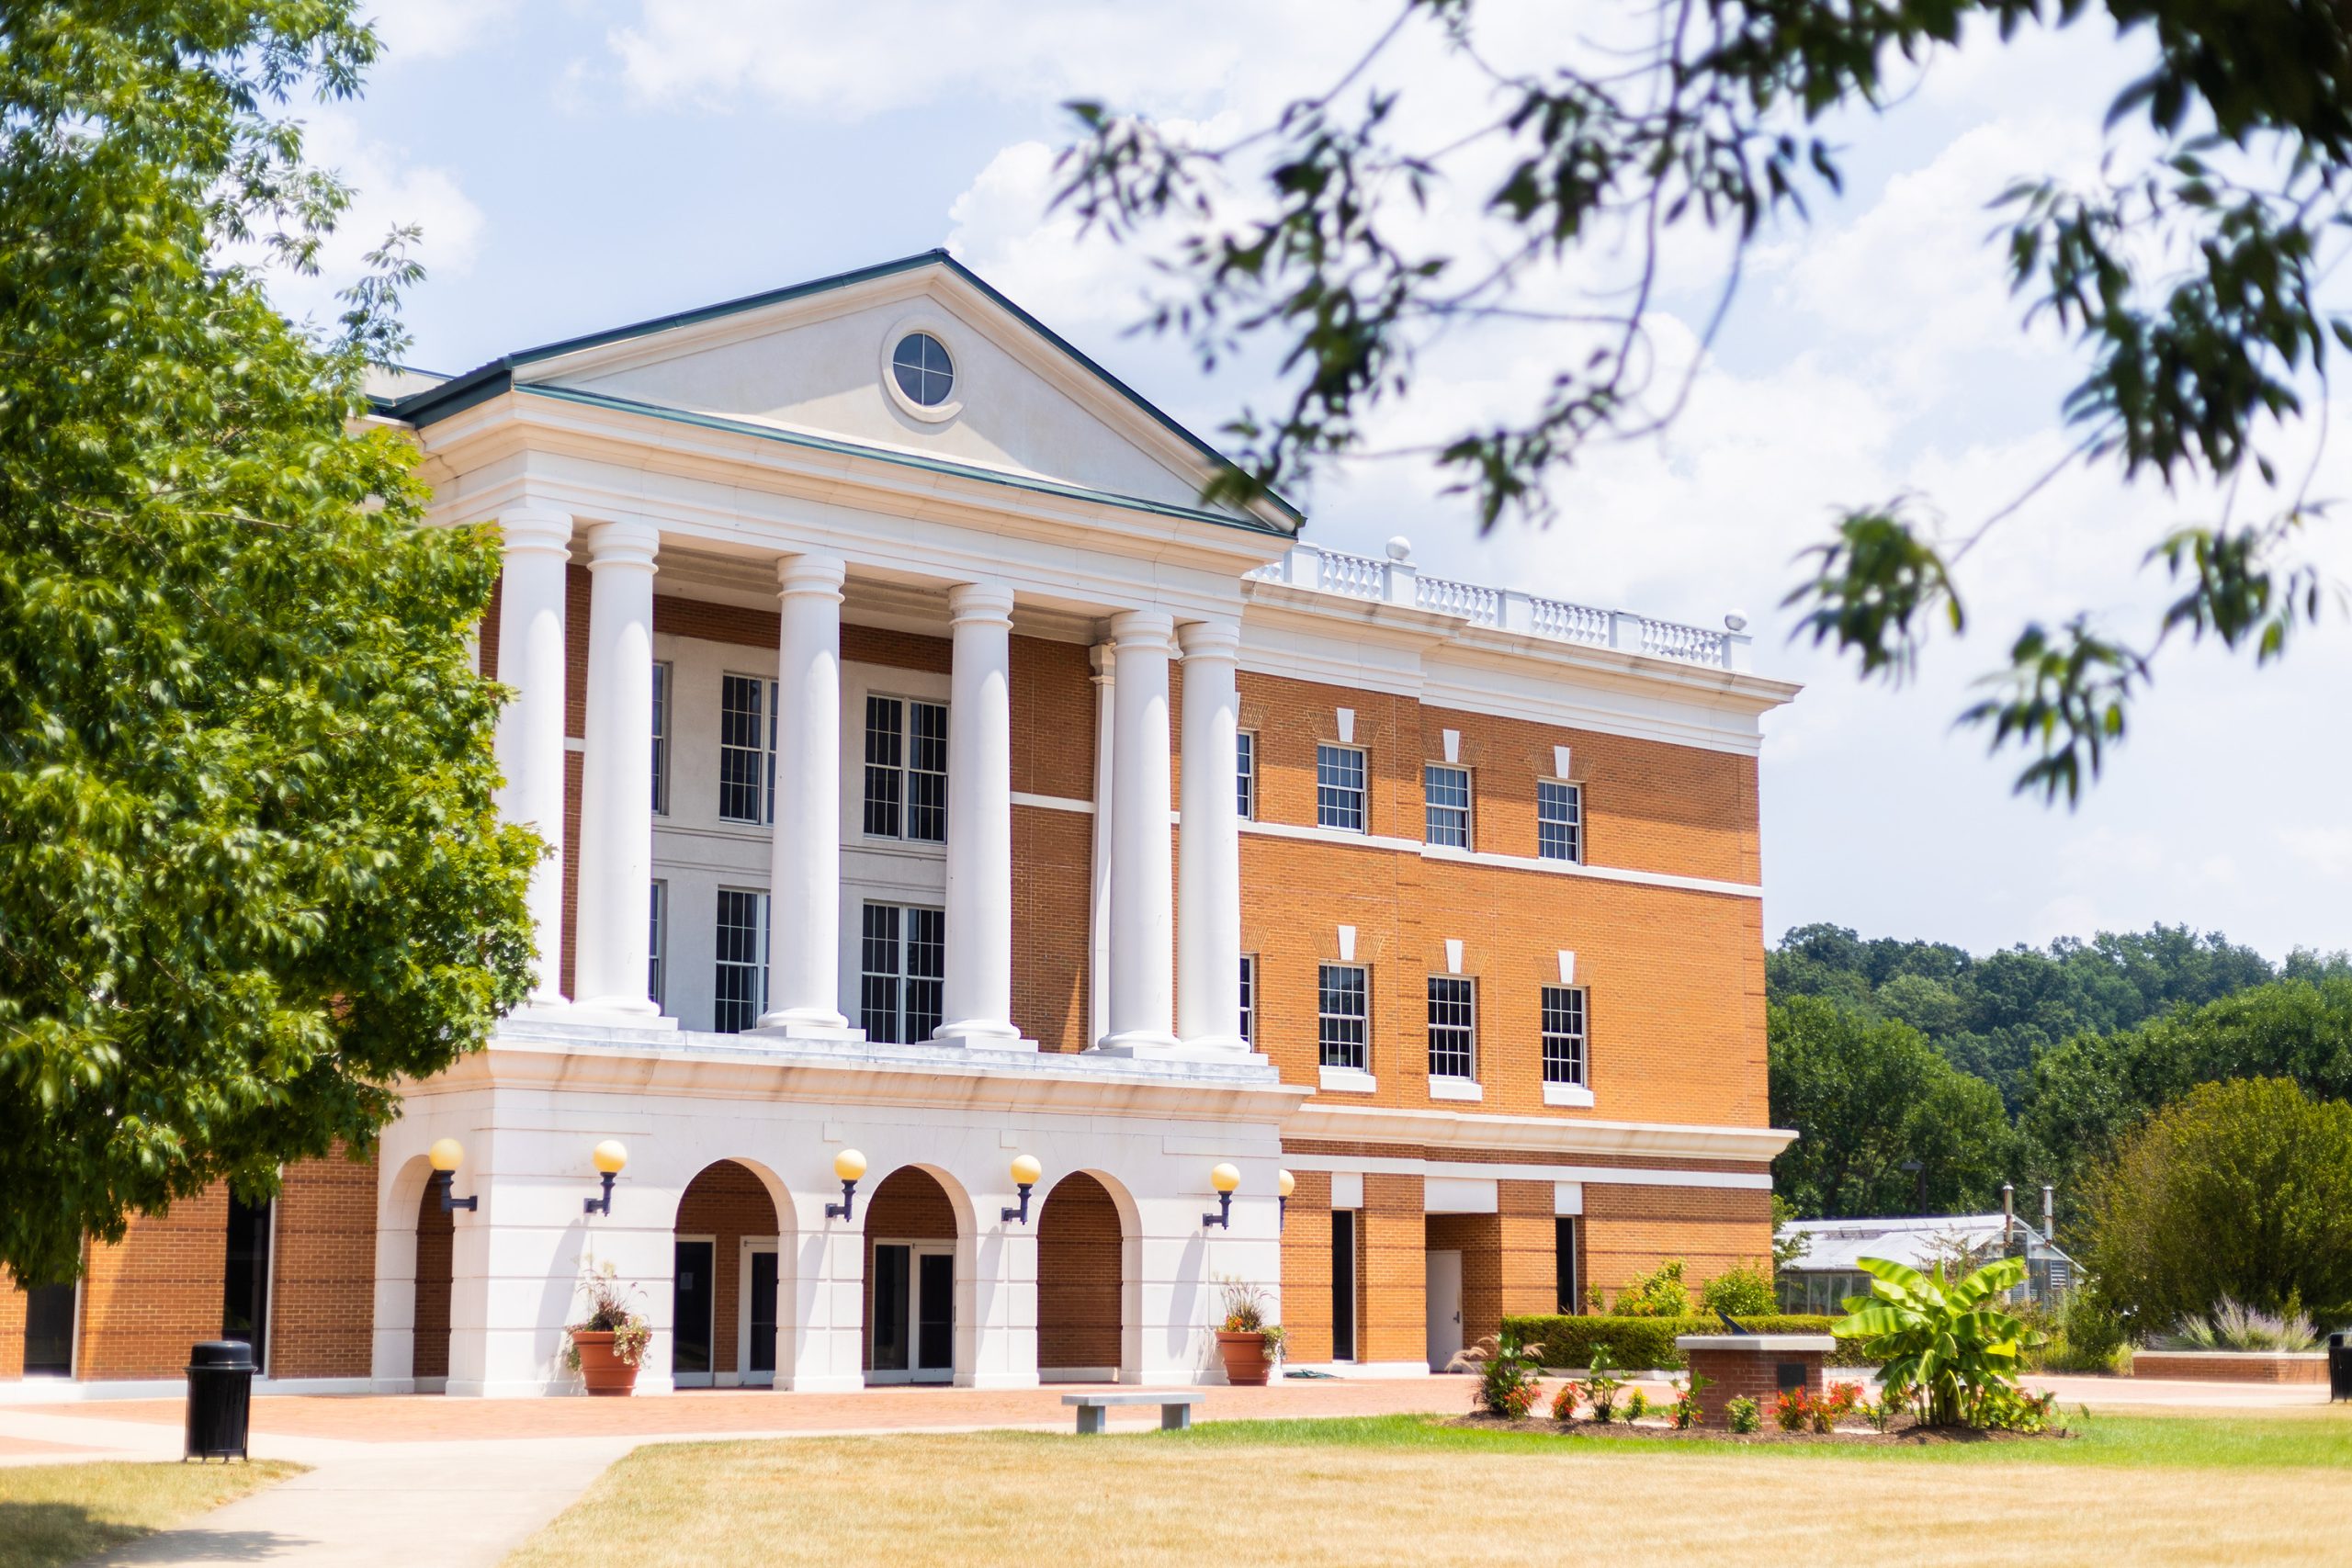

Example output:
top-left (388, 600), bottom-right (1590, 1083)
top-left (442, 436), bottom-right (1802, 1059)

top-left (1766, 924), bottom-right (2352, 1236)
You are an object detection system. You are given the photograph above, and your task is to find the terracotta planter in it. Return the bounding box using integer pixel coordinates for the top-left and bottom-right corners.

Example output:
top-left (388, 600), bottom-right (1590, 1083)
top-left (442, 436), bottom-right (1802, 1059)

top-left (571, 1330), bottom-right (640, 1397)
top-left (1216, 1329), bottom-right (1272, 1387)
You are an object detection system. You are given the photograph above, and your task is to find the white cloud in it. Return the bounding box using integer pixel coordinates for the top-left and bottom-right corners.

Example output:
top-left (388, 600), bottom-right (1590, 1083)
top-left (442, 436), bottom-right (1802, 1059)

top-left (366, 0), bottom-right (524, 63)
top-left (256, 115), bottom-right (487, 334)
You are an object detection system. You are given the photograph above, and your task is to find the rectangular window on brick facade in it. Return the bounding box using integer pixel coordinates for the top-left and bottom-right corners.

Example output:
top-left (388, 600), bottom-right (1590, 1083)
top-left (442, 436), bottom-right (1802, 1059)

top-left (1331, 1208), bottom-right (1358, 1361)
top-left (1317, 744), bottom-right (1366, 832)
top-left (22, 1281), bottom-right (75, 1375)
top-left (1555, 1215), bottom-right (1579, 1313)
top-left (713, 887), bottom-right (769, 1033)
top-left (1239, 954), bottom-right (1256, 1044)
top-left (864, 695), bottom-right (949, 843)
top-left (1542, 985), bottom-right (1589, 1087)
top-left (1236, 730), bottom-right (1257, 819)
top-left (1537, 779), bottom-right (1582, 863)
top-left (649, 880), bottom-right (667, 1010)
top-left (718, 674), bottom-right (778, 825)
top-left (1424, 763), bottom-right (1471, 847)
top-left (861, 902), bottom-right (945, 1043)
top-left (222, 1194), bottom-right (272, 1371)
top-left (650, 660), bottom-right (672, 816)
top-left (1427, 976), bottom-right (1476, 1079)
top-left (1318, 963), bottom-right (1369, 1071)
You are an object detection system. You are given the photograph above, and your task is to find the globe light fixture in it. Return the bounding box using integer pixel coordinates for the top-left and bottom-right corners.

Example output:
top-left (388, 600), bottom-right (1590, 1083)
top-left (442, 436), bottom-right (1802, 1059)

top-left (1203, 1162), bottom-right (1241, 1230)
top-left (827, 1148), bottom-right (868, 1222)
top-left (583, 1140), bottom-right (628, 1216)
top-left (1002, 1154), bottom-right (1044, 1224)
top-left (1278, 1168), bottom-right (1296, 1232)
top-left (427, 1138), bottom-right (477, 1214)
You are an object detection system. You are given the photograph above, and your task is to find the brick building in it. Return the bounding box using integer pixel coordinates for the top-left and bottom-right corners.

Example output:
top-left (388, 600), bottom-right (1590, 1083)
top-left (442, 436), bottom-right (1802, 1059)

top-left (3, 253), bottom-right (1796, 1396)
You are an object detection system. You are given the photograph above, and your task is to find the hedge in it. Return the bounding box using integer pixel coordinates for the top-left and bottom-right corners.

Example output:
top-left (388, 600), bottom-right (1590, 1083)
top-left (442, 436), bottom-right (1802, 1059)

top-left (1499, 1314), bottom-right (1883, 1370)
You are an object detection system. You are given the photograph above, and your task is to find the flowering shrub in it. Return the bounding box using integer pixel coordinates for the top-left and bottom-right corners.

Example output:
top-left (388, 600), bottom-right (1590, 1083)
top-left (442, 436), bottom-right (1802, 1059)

top-left (1968, 1381), bottom-right (2064, 1433)
top-left (1814, 1382), bottom-right (1864, 1433)
top-left (565, 1260), bottom-right (652, 1370)
top-left (1860, 1396), bottom-right (1897, 1433)
top-left (1668, 1372), bottom-right (1709, 1429)
top-left (1623, 1388), bottom-right (1651, 1423)
top-left (1550, 1380), bottom-right (1585, 1422)
top-left (1772, 1390), bottom-right (1811, 1432)
top-left (1476, 1332), bottom-right (1544, 1418)
top-left (1725, 1396), bottom-right (1762, 1434)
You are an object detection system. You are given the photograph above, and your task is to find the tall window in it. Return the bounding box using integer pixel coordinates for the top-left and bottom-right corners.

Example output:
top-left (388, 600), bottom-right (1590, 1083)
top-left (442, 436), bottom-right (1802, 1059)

top-left (221, 1194), bottom-right (271, 1371)
top-left (719, 675), bottom-right (778, 824)
top-left (863, 695), bottom-right (949, 842)
top-left (1238, 954), bottom-right (1257, 1044)
top-left (1424, 763), bottom-right (1471, 847)
top-left (1236, 731), bottom-right (1257, 819)
top-left (1543, 985), bottom-right (1589, 1087)
top-left (713, 888), bottom-right (770, 1033)
top-left (1537, 780), bottom-right (1582, 862)
top-left (1555, 1216), bottom-right (1580, 1314)
top-left (648, 880), bottom-right (667, 1010)
top-left (650, 661), bottom-right (672, 816)
top-left (1316, 744), bottom-right (1366, 832)
top-left (1427, 976), bottom-right (1476, 1079)
top-left (1317, 963), bottom-right (1369, 1071)
top-left (861, 903), bottom-right (945, 1043)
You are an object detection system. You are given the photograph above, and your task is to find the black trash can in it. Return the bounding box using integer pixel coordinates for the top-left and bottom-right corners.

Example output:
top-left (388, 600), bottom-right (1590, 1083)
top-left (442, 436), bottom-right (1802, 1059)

top-left (2330, 1333), bottom-right (2352, 1404)
top-left (185, 1340), bottom-right (255, 1461)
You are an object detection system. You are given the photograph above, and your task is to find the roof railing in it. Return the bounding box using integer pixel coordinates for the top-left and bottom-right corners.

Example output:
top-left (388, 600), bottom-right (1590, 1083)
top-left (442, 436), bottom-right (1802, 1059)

top-left (1246, 539), bottom-right (1752, 671)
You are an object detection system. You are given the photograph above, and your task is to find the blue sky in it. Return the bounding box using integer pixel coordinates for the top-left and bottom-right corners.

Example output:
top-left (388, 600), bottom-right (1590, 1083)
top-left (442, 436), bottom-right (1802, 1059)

top-left (312, 1), bottom-right (2352, 962)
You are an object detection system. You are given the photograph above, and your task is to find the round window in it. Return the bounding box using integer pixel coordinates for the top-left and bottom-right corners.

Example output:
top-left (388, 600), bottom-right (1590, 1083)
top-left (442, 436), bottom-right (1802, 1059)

top-left (889, 332), bottom-right (955, 408)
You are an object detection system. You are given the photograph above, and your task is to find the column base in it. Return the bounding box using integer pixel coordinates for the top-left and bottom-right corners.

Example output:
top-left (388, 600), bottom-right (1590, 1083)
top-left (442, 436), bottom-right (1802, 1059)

top-left (745, 1014), bottom-right (866, 1043)
top-left (778, 1372), bottom-right (869, 1393)
top-left (1093, 1035), bottom-right (1272, 1066)
top-left (1090, 1029), bottom-right (1182, 1057)
top-left (933, 1020), bottom-right (1040, 1053)
top-left (511, 1000), bottom-right (678, 1032)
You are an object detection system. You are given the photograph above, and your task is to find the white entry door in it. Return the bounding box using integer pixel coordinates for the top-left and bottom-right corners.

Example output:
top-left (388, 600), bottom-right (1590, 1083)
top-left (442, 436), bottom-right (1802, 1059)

top-left (869, 1240), bottom-right (955, 1384)
top-left (1426, 1248), bottom-right (1464, 1370)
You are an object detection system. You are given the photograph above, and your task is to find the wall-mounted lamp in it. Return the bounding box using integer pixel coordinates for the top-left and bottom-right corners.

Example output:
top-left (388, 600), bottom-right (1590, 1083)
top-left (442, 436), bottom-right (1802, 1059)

top-left (1002, 1154), bottom-right (1043, 1224)
top-left (1203, 1162), bottom-right (1240, 1230)
top-left (826, 1148), bottom-right (868, 1222)
top-left (583, 1140), bottom-right (628, 1216)
top-left (428, 1138), bottom-right (477, 1213)
top-left (1278, 1168), bottom-right (1296, 1233)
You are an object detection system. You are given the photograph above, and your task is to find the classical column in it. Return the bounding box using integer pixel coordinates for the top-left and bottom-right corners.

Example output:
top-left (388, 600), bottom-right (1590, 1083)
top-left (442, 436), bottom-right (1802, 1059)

top-left (755, 554), bottom-right (852, 1033)
top-left (492, 505), bottom-right (572, 1008)
top-left (1177, 618), bottom-right (1247, 1050)
top-left (1099, 609), bottom-right (1178, 1054)
top-left (1086, 642), bottom-right (1115, 1047)
top-left (937, 581), bottom-right (1020, 1043)
top-left (571, 518), bottom-right (663, 1019)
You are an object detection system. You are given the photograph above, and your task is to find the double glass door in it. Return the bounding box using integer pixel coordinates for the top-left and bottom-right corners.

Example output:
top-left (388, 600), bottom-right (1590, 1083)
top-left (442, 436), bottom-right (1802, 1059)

top-left (869, 1241), bottom-right (953, 1383)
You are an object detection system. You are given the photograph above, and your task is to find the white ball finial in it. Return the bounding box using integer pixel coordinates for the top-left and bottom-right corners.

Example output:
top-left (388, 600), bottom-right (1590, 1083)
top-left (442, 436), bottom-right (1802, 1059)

top-left (1724, 611), bottom-right (1749, 633)
top-left (1384, 536), bottom-right (1413, 563)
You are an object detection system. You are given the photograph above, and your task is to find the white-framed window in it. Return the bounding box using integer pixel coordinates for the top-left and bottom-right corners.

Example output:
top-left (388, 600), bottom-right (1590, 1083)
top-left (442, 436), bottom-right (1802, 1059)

top-left (1236, 731), bottom-right (1257, 819)
top-left (650, 661), bottom-right (672, 816)
top-left (1427, 976), bottom-right (1476, 1080)
top-left (1538, 779), bottom-right (1583, 863)
top-left (719, 674), bottom-right (778, 825)
top-left (1424, 763), bottom-right (1471, 848)
top-left (860, 902), bottom-right (945, 1043)
top-left (1317, 744), bottom-right (1366, 832)
top-left (649, 880), bottom-right (667, 1010)
top-left (864, 694), bottom-right (949, 843)
top-left (712, 887), bottom-right (769, 1033)
top-left (1543, 985), bottom-right (1589, 1087)
top-left (1239, 954), bottom-right (1257, 1044)
top-left (1317, 963), bottom-right (1369, 1071)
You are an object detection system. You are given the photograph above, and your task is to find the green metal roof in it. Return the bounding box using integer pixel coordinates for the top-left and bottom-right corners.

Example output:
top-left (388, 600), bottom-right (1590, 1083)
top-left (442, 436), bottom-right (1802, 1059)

top-left (379, 250), bottom-right (1303, 529)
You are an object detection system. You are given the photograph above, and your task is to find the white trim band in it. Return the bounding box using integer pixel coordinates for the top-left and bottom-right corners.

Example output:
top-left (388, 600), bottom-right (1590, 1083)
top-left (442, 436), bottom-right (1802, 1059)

top-left (1279, 1153), bottom-right (1772, 1190)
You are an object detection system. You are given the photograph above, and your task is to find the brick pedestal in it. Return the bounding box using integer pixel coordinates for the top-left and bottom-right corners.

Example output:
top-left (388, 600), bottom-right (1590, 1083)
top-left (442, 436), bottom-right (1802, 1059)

top-left (1675, 1335), bottom-right (1836, 1427)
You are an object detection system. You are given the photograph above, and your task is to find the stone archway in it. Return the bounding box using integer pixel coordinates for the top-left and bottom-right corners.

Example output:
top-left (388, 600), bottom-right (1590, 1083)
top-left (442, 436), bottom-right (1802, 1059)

top-left (1036, 1172), bottom-right (1126, 1382)
top-left (862, 1167), bottom-right (961, 1384)
top-left (673, 1160), bottom-right (785, 1388)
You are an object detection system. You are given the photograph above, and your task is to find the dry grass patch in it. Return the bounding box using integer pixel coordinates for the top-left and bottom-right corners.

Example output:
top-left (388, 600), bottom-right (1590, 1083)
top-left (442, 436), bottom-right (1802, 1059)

top-left (0, 1460), bottom-right (303, 1568)
top-left (510, 1421), bottom-right (2352, 1568)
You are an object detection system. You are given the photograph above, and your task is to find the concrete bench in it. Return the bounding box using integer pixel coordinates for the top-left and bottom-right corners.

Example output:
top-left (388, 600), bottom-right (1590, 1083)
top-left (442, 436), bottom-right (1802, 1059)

top-left (1062, 1391), bottom-right (1207, 1434)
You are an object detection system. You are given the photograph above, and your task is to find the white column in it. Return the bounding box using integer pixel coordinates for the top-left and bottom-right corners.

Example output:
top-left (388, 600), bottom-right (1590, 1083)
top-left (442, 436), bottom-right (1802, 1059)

top-left (1176, 617), bottom-right (1247, 1051)
top-left (938, 582), bottom-right (1022, 1044)
top-left (1099, 609), bottom-right (1178, 1054)
top-left (492, 505), bottom-right (572, 1007)
top-left (755, 554), bottom-right (853, 1034)
top-left (572, 519), bottom-right (664, 1020)
top-left (1086, 642), bottom-right (1115, 1047)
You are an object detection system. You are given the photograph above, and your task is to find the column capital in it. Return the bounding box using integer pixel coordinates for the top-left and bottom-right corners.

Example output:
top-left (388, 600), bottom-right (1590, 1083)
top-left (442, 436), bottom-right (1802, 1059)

top-left (947, 581), bottom-right (1017, 626)
top-left (584, 517), bottom-right (661, 570)
top-left (775, 552), bottom-right (847, 599)
top-left (497, 505), bottom-right (572, 558)
top-left (1176, 616), bottom-right (1243, 661)
top-left (1108, 607), bottom-right (1176, 654)
top-left (1089, 640), bottom-right (1116, 683)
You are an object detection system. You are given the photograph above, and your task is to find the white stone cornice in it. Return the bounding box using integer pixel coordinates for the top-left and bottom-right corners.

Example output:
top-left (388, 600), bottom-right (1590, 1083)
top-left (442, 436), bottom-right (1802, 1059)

top-left (1282, 1101), bottom-right (1794, 1165)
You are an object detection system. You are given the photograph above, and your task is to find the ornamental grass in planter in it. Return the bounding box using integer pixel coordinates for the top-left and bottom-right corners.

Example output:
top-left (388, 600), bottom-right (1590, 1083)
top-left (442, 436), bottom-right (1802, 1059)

top-left (1214, 1277), bottom-right (1283, 1387)
top-left (566, 1260), bottom-right (652, 1397)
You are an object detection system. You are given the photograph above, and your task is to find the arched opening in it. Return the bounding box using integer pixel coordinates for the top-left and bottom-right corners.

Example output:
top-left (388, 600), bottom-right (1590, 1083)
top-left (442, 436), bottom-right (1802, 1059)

top-left (673, 1160), bottom-right (785, 1389)
top-left (412, 1180), bottom-right (452, 1392)
top-left (862, 1167), bottom-right (960, 1384)
top-left (1037, 1171), bottom-right (1127, 1383)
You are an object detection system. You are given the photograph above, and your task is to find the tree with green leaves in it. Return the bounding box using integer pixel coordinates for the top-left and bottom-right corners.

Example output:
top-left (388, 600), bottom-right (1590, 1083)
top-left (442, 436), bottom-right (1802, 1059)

top-left (1057, 0), bottom-right (2352, 800)
top-left (1768, 995), bottom-right (2012, 1218)
top-left (2080, 1077), bottom-right (2352, 1329)
top-left (0, 2), bottom-right (537, 1287)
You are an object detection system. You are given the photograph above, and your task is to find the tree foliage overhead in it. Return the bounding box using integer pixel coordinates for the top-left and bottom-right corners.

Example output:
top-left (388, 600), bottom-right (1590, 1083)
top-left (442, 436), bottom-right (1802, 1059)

top-left (1056, 0), bottom-right (2352, 800)
top-left (0, 1), bottom-right (537, 1285)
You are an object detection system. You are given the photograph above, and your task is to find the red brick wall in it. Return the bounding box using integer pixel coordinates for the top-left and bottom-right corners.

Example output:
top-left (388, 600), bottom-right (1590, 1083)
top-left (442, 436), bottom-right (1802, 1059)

top-left (1278, 1170), bottom-right (1336, 1362)
top-left (674, 1160), bottom-right (782, 1380)
top-left (1583, 1184), bottom-right (1772, 1307)
top-left (0, 1268), bottom-right (26, 1379)
top-left (413, 1183), bottom-right (452, 1382)
top-left (1036, 1173), bottom-right (1122, 1371)
top-left (1688, 1345), bottom-right (1826, 1426)
top-left (860, 1168), bottom-right (958, 1373)
top-left (270, 1149), bottom-right (378, 1379)
top-left (1361, 1172), bottom-right (1427, 1364)
top-left (75, 1188), bottom-right (229, 1380)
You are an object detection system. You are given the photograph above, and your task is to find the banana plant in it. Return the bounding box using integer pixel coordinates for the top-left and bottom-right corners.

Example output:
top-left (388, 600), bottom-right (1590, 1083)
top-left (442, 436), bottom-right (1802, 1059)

top-left (1832, 1256), bottom-right (2044, 1427)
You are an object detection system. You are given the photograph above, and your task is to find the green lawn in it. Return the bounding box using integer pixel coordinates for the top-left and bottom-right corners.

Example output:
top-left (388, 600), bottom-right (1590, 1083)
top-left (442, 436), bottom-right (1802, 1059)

top-left (510, 1411), bottom-right (2352, 1568)
top-left (0, 1460), bottom-right (303, 1568)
